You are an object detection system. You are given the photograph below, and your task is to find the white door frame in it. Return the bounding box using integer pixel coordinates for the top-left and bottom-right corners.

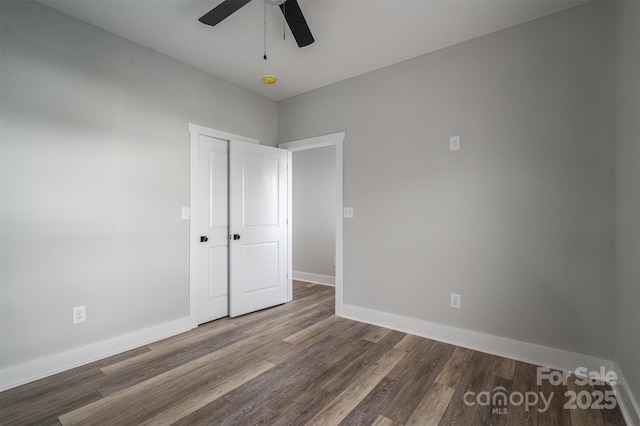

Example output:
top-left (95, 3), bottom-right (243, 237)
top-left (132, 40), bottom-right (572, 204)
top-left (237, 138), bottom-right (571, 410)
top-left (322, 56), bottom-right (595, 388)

top-left (188, 123), bottom-right (260, 328)
top-left (279, 132), bottom-right (345, 316)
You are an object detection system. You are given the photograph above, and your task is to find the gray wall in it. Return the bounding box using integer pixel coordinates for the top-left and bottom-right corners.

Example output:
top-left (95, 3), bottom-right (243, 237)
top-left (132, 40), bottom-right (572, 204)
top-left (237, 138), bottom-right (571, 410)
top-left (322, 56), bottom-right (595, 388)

top-left (293, 146), bottom-right (336, 277)
top-left (0, 1), bottom-right (277, 368)
top-left (614, 0), bottom-right (640, 406)
top-left (279, 2), bottom-right (616, 359)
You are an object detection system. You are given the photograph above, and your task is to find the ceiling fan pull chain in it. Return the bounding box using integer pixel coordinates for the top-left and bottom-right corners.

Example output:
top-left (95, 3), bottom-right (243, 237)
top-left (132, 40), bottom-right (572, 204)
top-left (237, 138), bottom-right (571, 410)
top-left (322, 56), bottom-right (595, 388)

top-left (263, 0), bottom-right (268, 60)
top-left (283, 1), bottom-right (286, 40)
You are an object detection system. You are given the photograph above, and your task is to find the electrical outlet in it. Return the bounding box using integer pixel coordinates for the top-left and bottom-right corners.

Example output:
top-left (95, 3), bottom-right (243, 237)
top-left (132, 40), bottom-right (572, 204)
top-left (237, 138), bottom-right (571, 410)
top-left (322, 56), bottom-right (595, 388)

top-left (450, 136), bottom-right (461, 151)
top-left (73, 306), bottom-right (86, 324)
top-left (450, 293), bottom-right (461, 309)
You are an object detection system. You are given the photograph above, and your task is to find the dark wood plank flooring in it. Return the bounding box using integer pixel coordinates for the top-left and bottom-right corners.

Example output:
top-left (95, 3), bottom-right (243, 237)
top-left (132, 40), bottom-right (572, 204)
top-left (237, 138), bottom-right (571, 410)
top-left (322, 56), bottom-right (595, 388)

top-left (0, 281), bottom-right (626, 425)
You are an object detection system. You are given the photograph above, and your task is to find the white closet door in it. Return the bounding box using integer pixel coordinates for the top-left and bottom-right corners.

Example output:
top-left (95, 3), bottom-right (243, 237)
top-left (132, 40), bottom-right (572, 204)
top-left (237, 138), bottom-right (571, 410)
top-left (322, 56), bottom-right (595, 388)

top-left (229, 141), bottom-right (288, 317)
top-left (193, 135), bottom-right (229, 324)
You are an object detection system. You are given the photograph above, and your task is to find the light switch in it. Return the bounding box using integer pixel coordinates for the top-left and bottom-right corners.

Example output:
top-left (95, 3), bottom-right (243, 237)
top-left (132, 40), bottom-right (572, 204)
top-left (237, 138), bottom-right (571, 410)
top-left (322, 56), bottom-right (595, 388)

top-left (181, 207), bottom-right (190, 220)
top-left (344, 207), bottom-right (354, 219)
top-left (450, 136), bottom-right (461, 151)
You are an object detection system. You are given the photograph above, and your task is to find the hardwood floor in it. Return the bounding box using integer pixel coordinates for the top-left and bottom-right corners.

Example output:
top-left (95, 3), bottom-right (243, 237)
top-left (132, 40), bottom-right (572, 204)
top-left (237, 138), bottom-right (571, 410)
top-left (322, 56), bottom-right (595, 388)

top-left (0, 281), bottom-right (626, 425)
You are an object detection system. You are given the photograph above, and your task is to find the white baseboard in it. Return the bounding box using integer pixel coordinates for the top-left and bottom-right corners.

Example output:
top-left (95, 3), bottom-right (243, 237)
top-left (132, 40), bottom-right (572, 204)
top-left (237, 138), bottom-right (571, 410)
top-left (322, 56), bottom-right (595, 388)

top-left (293, 271), bottom-right (335, 287)
top-left (3, 303), bottom-right (637, 426)
top-left (0, 316), bottom-right (193, 392)
top-left (341, 303), bottom-right (640, 423)
top-left (612, 362), bottom-right (640, 425)
top-left (342, 303), bottom-right (614, 379)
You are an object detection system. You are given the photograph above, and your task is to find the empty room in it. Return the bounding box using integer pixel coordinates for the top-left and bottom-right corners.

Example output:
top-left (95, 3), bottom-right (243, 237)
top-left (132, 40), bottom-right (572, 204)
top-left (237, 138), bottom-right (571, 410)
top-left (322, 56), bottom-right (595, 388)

top-left (0, 0), bottom-right (638, 424)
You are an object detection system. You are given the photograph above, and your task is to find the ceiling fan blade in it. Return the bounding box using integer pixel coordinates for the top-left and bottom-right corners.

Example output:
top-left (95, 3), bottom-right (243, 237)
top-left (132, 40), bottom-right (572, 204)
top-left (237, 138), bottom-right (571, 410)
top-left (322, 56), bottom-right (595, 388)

top-left (199, 0), bottom-right (252, 26)
top-left (279, 0), bottom-right (314, 47)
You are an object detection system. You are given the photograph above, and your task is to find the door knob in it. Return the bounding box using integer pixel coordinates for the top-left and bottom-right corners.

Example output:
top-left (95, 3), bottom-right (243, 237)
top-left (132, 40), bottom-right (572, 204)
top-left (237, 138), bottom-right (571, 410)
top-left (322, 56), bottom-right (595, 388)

top-left (233, 234), bottom-right (241, 240)
top-left (200, 236), bottom-right (208, 242)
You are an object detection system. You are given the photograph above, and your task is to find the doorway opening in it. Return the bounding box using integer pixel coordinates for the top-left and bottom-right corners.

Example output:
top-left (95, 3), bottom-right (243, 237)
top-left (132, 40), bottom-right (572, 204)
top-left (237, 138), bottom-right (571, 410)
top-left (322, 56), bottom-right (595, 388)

top-left (279, 132), bottom-right (345, 316)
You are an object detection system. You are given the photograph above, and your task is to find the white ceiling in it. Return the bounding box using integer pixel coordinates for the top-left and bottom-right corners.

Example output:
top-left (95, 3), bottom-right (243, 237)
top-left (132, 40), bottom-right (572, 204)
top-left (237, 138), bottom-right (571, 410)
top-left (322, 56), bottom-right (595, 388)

top-left (38, 0), bottom-right (589, 101)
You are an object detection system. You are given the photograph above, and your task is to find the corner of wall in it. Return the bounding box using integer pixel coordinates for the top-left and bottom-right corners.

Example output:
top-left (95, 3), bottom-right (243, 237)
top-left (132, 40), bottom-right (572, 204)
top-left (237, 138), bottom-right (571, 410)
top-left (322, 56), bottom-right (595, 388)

top-left (613, 362), bottom-right (640, 426)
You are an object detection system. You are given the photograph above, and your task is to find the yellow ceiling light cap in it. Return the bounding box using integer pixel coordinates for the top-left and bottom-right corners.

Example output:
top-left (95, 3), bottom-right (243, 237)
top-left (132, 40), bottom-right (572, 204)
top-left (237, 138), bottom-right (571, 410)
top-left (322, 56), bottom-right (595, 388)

top-left (262, 75), bottom-right (278, 85)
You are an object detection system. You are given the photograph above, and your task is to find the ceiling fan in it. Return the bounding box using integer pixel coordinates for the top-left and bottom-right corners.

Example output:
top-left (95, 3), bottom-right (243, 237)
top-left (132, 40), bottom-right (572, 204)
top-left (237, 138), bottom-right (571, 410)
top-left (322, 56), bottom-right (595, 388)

top-left (199, 0), bottom-right (315, 48)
